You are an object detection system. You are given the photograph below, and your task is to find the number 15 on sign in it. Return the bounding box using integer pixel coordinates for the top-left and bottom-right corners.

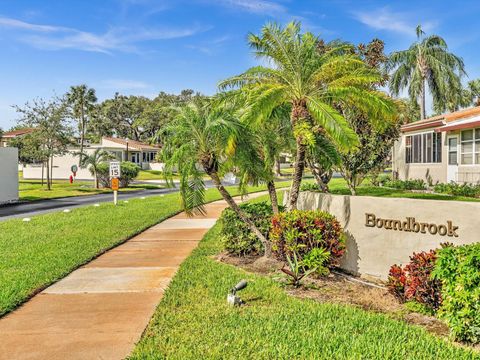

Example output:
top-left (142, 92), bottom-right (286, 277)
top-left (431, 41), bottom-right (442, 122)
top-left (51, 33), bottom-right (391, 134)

top-left (110, 161), bottom-right (121, 205)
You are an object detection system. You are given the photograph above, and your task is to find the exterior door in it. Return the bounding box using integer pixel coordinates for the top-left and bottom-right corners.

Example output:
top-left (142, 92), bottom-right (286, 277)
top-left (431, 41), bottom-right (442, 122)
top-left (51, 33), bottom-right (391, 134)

top-left (447, 135), bottom-right (459, 183)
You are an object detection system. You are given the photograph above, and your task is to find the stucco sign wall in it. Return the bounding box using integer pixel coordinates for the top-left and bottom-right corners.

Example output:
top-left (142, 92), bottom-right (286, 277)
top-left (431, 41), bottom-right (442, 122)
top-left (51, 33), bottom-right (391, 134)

top-left (0, 147), bottom-right (19, 204)
top-left (286, 191), bottom-right (479, 281)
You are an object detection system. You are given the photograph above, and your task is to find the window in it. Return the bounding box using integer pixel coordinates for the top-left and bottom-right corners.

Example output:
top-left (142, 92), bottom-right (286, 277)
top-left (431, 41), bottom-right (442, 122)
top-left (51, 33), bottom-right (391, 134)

top-left (405, 132), bottom-right (442, 164)
top-left (448, 138), bottom-right (458, 165)
top-left (460, 128), bottom-right (480, 165)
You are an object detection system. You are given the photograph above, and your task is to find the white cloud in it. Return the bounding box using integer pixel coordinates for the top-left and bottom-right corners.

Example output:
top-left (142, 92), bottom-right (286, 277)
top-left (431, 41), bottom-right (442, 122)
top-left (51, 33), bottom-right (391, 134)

top-left (0, 15), bottom-right (207, 54)
top-left (0, 16), bottom-right (67, 32)
top-left (353, 7), bottom-right (436, 36)
top-left (216, 0), bottom-right (286, 15)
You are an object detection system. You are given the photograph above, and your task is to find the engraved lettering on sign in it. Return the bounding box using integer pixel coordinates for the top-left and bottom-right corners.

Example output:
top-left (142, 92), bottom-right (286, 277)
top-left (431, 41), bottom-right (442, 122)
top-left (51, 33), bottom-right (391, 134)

top-left (364, 213), bottom-right (458, 237)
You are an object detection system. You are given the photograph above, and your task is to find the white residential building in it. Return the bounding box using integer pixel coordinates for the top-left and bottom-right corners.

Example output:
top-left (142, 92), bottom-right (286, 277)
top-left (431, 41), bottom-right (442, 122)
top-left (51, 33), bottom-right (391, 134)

top-left (23, 137), bottom-right (161, 180)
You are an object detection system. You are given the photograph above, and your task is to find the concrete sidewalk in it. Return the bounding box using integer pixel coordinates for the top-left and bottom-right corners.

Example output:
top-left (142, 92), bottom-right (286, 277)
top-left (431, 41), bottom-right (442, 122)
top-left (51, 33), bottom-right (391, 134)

top-left (0, 194), bottom-right (265, 359)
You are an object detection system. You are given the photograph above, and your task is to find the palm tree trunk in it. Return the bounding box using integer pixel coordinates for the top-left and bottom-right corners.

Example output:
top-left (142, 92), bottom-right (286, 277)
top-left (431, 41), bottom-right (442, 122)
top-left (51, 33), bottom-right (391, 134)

top-left (420, 78), bottom-right (426, 120)
top-left (267, 180), bottom-right (279, 214)
top-left (274, 157), bottom-right (282, 177)
top-left (289, 99), bottom-right (309, 211)
top-left (288, 139), bottom-right (306, 211)
top-left (94, 170), bottom-right (99, 189)
top-left (308, 160), bottom-right (329, 193)
top-left (208, 170), bottom-right (272, 257)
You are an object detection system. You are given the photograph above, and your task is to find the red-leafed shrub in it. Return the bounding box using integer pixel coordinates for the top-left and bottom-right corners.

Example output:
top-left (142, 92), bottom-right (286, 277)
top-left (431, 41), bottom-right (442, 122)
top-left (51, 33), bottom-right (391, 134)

top-left (387, 249), bottom-right (443, 311)
top-left (269, 210), bottom-right (345, 268)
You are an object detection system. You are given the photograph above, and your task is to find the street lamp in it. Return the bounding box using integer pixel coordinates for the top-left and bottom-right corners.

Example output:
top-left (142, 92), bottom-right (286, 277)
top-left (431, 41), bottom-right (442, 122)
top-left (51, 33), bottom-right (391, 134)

top-left (125, 137), bottom-right (129, 162)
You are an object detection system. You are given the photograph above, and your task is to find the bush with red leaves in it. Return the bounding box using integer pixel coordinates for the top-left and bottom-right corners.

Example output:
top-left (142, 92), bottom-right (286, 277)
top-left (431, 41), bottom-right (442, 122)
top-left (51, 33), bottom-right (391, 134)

top-left (387, 249), bottom-right (444, 311)
top-left (270, 210), bottom-right (345, 268)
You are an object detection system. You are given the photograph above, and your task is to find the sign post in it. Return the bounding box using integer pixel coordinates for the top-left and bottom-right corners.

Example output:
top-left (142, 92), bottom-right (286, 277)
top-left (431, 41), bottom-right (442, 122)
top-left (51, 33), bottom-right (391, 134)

top-left (109, 161), bottom-right (121, 205)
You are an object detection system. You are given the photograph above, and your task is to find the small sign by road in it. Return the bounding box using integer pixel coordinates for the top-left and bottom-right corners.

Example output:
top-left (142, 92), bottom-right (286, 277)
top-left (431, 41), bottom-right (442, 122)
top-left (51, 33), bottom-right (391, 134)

top-left (111, 177), bottom-right (119, 191)
top-left (109, 161), bottom-right (121, 178)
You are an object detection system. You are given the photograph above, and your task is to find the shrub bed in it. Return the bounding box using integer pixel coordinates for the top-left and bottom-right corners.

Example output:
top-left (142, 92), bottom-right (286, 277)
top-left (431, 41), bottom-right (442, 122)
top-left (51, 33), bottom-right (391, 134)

top-left (433, 242), bottom-right (480, 344)
top-left (384, 178), bottom-right (427, 190)
top-left (270, 210), bottom-right (345, 269)
top-left (387, 249), bottom-right (443, 312)
top-left (219, 201), bottom-right (283, 256)
top-left (434, 182), bottom-right (480, 198)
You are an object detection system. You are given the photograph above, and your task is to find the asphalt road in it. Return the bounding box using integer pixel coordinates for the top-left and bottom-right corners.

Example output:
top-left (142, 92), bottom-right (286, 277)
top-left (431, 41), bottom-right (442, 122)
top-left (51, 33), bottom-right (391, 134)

top-left (0, 181), bottom-right (216, 222)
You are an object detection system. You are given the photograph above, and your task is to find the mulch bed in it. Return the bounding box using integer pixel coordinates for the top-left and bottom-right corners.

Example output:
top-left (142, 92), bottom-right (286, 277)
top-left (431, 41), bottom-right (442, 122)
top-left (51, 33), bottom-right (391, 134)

top-left (216, 252), bottom-right (450, 338)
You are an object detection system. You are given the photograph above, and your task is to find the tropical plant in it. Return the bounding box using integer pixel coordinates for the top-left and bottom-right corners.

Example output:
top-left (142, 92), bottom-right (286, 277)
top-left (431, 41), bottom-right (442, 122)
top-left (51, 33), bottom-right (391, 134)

top-left (270, 209), bottom-right (345, 268)
top-left (433, 242), bottom-right (480, 344)
top-left (220, 21), bottom-right (395, 210)
top-left (66, 85), bottom-right (97, 161)
top-left (78, 148), bottom-right (115, 189)
top-left (161, 100), bottom-right (273, 256)
top-left (301, 247), bottom-right (330, 275)
top-left (387, 249), bottom-right (444, 312)
top-left (281, 252), bottom-right (317, 287)
top-left (388, 25), bottom-right (466, 119)
top-left (219, 201), bottom-right (284, 256)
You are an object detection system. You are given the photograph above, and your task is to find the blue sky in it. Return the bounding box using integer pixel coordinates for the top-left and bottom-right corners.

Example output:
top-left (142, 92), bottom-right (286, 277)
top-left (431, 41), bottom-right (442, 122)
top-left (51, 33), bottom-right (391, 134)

top-left (1, 0), bottom-right (480, 129)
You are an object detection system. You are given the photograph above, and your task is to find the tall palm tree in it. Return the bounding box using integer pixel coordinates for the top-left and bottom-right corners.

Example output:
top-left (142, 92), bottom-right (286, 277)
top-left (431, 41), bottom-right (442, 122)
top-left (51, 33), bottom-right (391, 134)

top-left (79, 148), bottom-right (114, 189)
top-left (162, 100), bottom-right (273, 256)
top-left (219, 21), bottom-right (395, 210)
top-left (388, 25), bottom-right (466, 120)
top-left (67, 85), bottom-right (97, 162)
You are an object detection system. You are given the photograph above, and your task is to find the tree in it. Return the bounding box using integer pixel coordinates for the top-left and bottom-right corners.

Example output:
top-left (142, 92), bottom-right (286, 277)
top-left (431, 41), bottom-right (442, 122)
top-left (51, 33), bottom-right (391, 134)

top-left (220, 21), bottom-right (395, 210)
top-left (78, 148), bottom-right (115, 189)
top-left (338, 109), bottom-right (402, 195)
top-left (162, 100), bottom-right (273, 257)
top-left (66, 85), bottom-right (97, 162)
top-left (388, 25), bottom-right (466, 120)
top-left (14, 97), bottom-right (72, 190)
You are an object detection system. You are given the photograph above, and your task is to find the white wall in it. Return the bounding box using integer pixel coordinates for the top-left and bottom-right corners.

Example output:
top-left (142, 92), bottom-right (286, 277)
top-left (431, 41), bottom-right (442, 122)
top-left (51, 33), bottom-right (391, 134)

top-left (288, 191), bottom-right (480, 281)
top-left (0, 148), bottom-right (19, 204)
top-left (23, 150), bottom-right (93, 180)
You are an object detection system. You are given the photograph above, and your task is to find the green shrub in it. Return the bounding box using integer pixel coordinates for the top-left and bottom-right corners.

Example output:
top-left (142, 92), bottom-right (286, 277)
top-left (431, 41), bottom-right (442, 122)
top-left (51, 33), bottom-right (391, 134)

top-left (270, 210), bottom-right (345, 269)
top-left (375, 172), bottom-right (392, 186)
top-left (219, 202), bottom-right (283, 256)
top-left (96, 161), bottom-right (140, 188)
top-left (433, 243), bottom-right (480, 344)
top-left (301, 247), bottom-right (330, 275)
top-left (384, 179), bottom-right (427, 190)
top-left (434, 182), bottom-right (480, 198)
top-left (300, 183), bottom-right (321, 192)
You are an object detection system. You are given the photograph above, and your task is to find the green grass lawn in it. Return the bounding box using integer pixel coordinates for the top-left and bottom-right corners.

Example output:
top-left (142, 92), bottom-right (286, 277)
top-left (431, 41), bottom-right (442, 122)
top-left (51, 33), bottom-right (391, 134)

top-left (324, 178), bottom-right (480, 202)
top-left (0, 181), bottom-right (291, 317)
top-left (130, 203), bottom-right (478, 359)
top-left (18, 179), bottom-right (163, 201)
top-left (136, 169), bottom-right (211, 181)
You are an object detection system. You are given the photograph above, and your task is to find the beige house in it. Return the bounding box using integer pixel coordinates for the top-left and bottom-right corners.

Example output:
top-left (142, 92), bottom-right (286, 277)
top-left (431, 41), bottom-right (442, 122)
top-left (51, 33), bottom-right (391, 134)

top-left (393, 106), bottom-right (480, 184)
top-left (23, 137), bottom-right (161, 180)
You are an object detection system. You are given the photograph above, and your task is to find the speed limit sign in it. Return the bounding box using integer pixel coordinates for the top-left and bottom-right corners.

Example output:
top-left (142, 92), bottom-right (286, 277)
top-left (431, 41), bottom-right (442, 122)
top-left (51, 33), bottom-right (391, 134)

top-left (109, 161), bottom-right (121, 178)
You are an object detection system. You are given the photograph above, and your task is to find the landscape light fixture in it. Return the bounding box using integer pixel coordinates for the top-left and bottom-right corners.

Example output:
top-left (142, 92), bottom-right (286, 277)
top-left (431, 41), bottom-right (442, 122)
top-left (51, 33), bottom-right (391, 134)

top-left (227, 280), bottom-right (247, 306)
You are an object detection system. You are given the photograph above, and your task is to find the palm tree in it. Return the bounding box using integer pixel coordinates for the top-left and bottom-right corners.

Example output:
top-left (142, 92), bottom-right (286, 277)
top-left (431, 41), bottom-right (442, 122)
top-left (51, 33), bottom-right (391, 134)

top-left (79, 148), bottom-right (114, 189)
top-left (388, 25), bottom-right (466, 120)
top-left (162, 100), bottom-right (273, 256)
top-left (219, 21), bottom-right (394, 210)
top-left (66, 85), bottom-right (97, 162)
